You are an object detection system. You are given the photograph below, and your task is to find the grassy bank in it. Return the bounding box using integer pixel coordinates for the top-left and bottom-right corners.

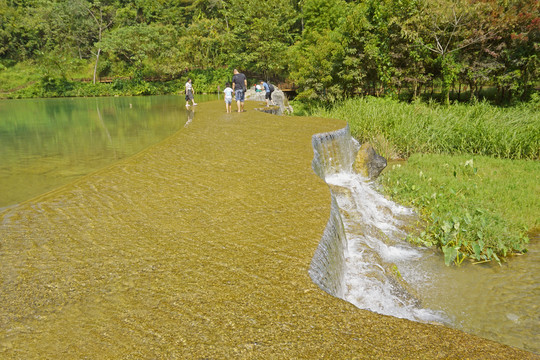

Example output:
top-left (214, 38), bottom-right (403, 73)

top-left (381, 155), bottom-right (538, 265)
top-left (309, 97), bottom-right (540, 265)
top-left (310, 96), bottom-right (539, 161)
top-left (0, 62), bottom-right (232, 99)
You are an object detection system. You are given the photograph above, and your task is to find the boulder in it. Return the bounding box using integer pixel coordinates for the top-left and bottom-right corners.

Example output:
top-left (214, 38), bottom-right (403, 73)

top-left (352, 143), bottom-right (387, 179)
top-left (247, 87), bottom-right (293, 115)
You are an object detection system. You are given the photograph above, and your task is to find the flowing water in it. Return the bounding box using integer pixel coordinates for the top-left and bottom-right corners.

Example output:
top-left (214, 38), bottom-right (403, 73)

top-left (311, 128), bottom-right (540, 353)
top-left (0, 97), bottom-right (537, 358)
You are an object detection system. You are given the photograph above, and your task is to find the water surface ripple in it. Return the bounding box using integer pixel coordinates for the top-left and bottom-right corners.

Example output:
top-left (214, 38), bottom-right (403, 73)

top-left (0, 100), bottom-right (536, 359)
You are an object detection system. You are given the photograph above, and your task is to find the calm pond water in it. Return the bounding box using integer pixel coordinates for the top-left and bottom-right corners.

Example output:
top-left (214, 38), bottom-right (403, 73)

top-left (0, 95), bottom-right (216, 209)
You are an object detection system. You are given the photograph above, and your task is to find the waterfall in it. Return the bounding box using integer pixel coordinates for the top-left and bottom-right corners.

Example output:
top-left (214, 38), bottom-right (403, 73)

top-left (310, 126), bottom-right (446, 323)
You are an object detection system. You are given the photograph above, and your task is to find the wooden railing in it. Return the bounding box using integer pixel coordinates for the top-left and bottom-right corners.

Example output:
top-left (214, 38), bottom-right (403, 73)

top-left (276, 82), bottom-right (298, 92)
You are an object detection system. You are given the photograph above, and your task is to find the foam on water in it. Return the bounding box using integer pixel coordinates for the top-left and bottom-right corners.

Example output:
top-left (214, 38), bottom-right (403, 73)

top-left (310, 128), bottom-right (447, 324)
top-left (327, 173), bottom-right (447, 323)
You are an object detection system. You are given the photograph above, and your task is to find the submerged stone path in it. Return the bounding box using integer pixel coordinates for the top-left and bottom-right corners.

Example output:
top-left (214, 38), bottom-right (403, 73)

top-left (1, 101), bottom-right (537, 359)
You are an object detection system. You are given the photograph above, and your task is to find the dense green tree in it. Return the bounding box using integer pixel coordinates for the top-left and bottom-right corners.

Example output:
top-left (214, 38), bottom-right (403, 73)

top-left (288, 0), bottom-right (347, 99)
top-left (0, 0), bottom-right (537, 101)
top-left (99, 23), bottom-right (181, 77)
top-left (0, 0), bottom-right (46, 61)
top-left (401, 0), bottom-right (499, 103)
top-left (224, 0), bottom-right (299, 79)
top-left (179, 17), bottom-right (230, 69)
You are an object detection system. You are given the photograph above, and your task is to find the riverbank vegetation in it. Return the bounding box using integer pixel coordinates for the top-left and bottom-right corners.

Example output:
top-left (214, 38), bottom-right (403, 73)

top-left (309, 97), bottom-right (539, 265)
top-left (2, 0), bottom-right (538, 266)
top-left (0, 62), bottom-right (231, 98)
top-left (1, 0), bottom-right (538, 103)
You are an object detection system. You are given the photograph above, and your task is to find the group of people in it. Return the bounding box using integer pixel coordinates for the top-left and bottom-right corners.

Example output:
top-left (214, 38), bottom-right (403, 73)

top-left (184, 69), bottom-right (275, 114)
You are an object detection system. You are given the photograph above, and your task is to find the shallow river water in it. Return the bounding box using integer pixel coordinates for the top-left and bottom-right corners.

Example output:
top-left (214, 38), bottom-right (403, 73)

top-left (311, 129), bottom-right (539, 354)
top-left (0, 95), bottom-right (216, 208)
top-left (327, 173), bottom-right (539, 353)
top-left (0, 96), bottom-right (537, 358)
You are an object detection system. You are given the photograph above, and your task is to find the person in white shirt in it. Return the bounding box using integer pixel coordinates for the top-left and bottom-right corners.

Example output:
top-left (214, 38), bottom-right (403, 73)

top-left (185, 79), bottom-right (197, 108)
top-left (223, 82), bottom-right (233, 113)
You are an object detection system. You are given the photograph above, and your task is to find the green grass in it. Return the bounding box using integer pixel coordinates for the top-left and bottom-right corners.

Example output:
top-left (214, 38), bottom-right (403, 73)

top-left (310, 96), bottom-right (540, 265)
top-left (311, 96), bottom-right (540, 161)
top-left (0, 61), bottom-right (42, 93)
top-left (380, 154), bottom-right (538, 265)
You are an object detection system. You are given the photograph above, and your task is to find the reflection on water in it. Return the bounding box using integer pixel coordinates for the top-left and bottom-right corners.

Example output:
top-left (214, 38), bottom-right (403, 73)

top-left (185, 108), bottom-right (195, 127)
top-left (0, 95), bottom-right (216, 208)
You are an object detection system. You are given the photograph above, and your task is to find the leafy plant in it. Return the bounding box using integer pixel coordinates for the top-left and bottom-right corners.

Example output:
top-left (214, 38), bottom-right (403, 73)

top-left (379, 154), bottom-right (536, 265)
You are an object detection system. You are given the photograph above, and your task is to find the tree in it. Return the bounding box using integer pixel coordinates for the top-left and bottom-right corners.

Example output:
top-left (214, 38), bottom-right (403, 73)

top-left (288, 0), bottom-right (348, 99)
top-left (224, 0), bottom-right (299, 79)
top-left (179, 17), bottom-right (230, 69)
top-left (81, 0), bottom-right (115, 84)
top-left (99, 23), bottom-right (182, 78)
top-left (402, 0), bottom-right (498, 103)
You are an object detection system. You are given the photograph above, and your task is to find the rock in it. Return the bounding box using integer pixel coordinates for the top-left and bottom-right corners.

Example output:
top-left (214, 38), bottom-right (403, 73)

top-left (352, 143), bottom-right (387, 179)
top-left (245, 88), bottom-right (265, 102)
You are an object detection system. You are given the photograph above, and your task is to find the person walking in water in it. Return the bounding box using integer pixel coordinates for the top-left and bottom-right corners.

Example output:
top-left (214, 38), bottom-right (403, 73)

top-left (223, 82), bottom-right (233, 113)
top-left (185, 78), bottom-right (197, 108)
top-left (232, 69), bottom-right (247, 112)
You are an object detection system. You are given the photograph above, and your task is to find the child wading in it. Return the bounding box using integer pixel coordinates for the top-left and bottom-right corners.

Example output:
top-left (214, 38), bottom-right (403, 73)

top-left (223, 82), bottom-right (233, 113)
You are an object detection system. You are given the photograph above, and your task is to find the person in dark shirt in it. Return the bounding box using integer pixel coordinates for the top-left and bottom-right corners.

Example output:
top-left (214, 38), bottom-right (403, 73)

top-left (232, 69), bottom-right (247, 112)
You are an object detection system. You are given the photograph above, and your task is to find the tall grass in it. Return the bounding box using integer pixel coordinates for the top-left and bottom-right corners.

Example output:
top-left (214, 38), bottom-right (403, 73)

top-left (312, 97), bottom-right (540, 160)
top-left (310, 96), bottom-right (540, 265)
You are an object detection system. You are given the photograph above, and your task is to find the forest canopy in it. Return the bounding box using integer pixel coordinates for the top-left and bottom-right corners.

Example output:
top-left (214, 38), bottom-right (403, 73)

top-left (1, 0), bottom-right (538, 101)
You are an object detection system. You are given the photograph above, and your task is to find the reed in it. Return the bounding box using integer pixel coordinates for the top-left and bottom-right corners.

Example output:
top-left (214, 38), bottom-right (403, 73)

top-left (313, 97), bottom-right (539, 161)
top-left (311, 97), bottom-right (540, 264)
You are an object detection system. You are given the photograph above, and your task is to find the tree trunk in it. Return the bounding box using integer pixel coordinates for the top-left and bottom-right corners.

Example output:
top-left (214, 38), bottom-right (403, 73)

top-left (93, 48), bottom-right (101, 85)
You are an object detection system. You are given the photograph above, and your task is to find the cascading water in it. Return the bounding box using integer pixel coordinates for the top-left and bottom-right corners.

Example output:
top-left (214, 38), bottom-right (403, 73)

top-left (310, 125), bottom-right (446, 323)
top-left (326, 172), bottom-right (447, 323)
top-left (309, 125), bottom-right (540, 354)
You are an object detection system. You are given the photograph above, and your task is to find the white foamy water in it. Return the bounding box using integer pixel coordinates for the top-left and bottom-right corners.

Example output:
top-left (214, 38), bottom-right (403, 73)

top-left (310, 127), bottom-right (540, 353)
top-left (325, 173), bottom-right (448, 323)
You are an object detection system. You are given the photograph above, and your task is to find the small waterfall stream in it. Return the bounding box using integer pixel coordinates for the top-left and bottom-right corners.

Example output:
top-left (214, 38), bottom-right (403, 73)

top-left (310, 125), bottom-right (445, 323)
top-left (309, 125), bottom-right (540, 353)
